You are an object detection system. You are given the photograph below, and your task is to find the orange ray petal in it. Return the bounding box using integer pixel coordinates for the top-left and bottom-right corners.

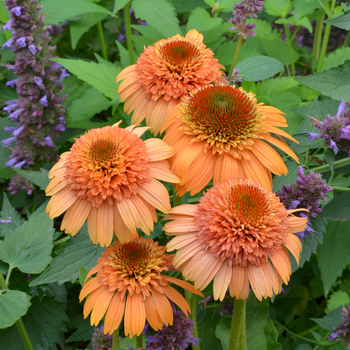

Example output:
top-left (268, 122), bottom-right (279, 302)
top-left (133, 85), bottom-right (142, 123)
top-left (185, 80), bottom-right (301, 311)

top-left (104, 292), bottom-right (126, 335)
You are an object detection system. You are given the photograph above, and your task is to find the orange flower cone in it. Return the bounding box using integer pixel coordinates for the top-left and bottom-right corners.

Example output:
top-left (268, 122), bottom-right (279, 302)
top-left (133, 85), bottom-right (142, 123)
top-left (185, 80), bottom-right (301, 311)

top-left (162, 85), bottom-right (300, 195)
top-left (165, 179), bottom-right (307, 301)
top-left (79, 235), bottom-right (203, 337)
top-left (46, 123), bottom-right (180, 246)
top-left (116, 29), bottom-right (226, 135)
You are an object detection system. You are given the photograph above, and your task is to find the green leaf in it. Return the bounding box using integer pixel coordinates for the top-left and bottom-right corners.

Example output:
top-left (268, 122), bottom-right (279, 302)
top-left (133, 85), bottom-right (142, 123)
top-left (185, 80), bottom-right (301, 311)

top-left (131, 24), bottom-right (164, 41)
top-left (256, 77), bottom-right (299, 99)
top-left (324, 148), bottom-right (335, 173)
top-left (264, 0), bottom-right (292, 18)
top-left (0, 213), bottom-right (53, 274)
top-left (322, 47), bottom-right (350, 72)
top-left (69, 13), bottom-right (107, 49)
top-left (66, 318), bottom-right (94, 342)
top-left (131, 0), bottom-right (182, 38)
top-left (79, 265), bottom-right (88, 287)
top-left (331, 177), bottom-right (350, 188)
top-left (0, 193), bottom-right (24, 238)
top-left (326, 291), bottom-right (350, 313)
top-left (235, 56), bottom-right (284, 81)
top-left (317, 220), bottom-right (350, 296)
top-left (0, 147), bottom-right (14, 180)
top-left (13, 168), bottom-right (50, 191)
top-left (245, 19), bottom-right (280, 40)
top-left (273, 161), bottom-right (299, 192)
top-left (325, 9), bottom-right (350, 30)
top-left (295, 61), bottom-right (350, 101)
top-left (187, 7), bottom-right (223, 33)
top-left (40, 0), bottom-right (113, 25)
top-left (0, 1), bottom-right (10, 23)
top-left (312, 307), bottom-right (343, 331)
top-left (116, 41), bottom-right (133, 68)
top-left (293, 0), bottom-right (320, 21)
top-left (198, 307), bottom-right (223, 350)
top-left (215, 316), bottom-right (231, 350)
top-left (0, 290), bottom-right (31, 329)
top-left (30, 224), bottom-right (104, 286)
top-left (66, 86), bottom-right (111, 126)
top-left (323, 192), bottom-right (350, 221)
top-left (113, 0), bottom-right (129, 15)
top-left (52, 58), bottom-right (121, 101)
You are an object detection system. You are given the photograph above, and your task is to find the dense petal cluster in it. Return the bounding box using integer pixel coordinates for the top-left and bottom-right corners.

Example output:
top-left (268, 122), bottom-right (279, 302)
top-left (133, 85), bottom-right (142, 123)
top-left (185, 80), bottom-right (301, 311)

top-left (309, 101), bottom-right (350, 155)
top-left (329, 305), bottom-right (350, 349)
top-left (116, 29), bottom-right (226, 135)
top-left (80, 236), bottom-right (202, 338)
top-left (278, 167), bottom-right (332, 237)
top-left (91, 325), bottom-right (113, 350)
top-left (165, 179), bottom-right (307, 301)
top-left (146, 306), bottom-right (200, 350)
top-left (163, 85), bottom-right (299, 195)
top-left (7, 173), bottom-right (35, 195)
top-left (46, 124), bottom-right (180, 246)
top-left (2, 0), bottom-right (67, 176)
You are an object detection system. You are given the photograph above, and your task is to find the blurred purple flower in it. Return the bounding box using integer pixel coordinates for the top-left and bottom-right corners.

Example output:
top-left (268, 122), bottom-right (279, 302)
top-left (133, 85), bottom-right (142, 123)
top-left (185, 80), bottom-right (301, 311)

top-left (91, 324), bottom-right (113, 350)
top-left (8, 173), bottom-right (35, 195)
top-left (329, 305), bottom-right (350, 349)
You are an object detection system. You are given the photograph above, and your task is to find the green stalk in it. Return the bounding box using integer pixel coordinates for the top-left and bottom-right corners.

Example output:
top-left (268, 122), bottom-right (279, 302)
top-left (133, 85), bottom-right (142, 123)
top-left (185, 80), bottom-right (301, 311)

top-left (304, 146), bottom-right (323, 166)
top-left (343, 31), bottom-right (350, 47)
top-left (53, 235), bottom-right (71, 246)
top-left (97, 21), bottom-right (108, 61)
top-left (0, 273), bottom-right (7, 289)
top-left (307, 157), bottom-right (350, 173)
top-left (112, 328), bottom-right (119, 350)
top-left (124, 2), bottom-right (134, 65)
top-left (284, 23), bottom-right (295, 76)
top-left (185, 290), bottom-right (200, 350)
top-left (317, 0), bottom-right (336, 72)
top-left (174, 191), bottom-right (183, 207)
top-left (313, 16), bottom-right (325, 60)
top-left (228, 299), bottom-right (246, 350)
top-left (228, 19), bottom-right (246, 79)
top-left (136, 334), bottom-right (143, 348)
top-left (332, 187), bottom-right (350, 192)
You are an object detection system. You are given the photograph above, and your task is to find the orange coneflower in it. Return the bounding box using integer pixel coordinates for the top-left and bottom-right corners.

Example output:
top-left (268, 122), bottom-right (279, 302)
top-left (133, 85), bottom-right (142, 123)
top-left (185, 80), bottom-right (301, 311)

top-left (79, 235), bottom-right (203, 337)
top-left (116, 29), bottom-right (226, 135)
top-left (46, 123), bottom-right (180, 246)
top-left (165, 179), bottom-right (307, 301)
top-left (162, 85), bottom-right (299, 195)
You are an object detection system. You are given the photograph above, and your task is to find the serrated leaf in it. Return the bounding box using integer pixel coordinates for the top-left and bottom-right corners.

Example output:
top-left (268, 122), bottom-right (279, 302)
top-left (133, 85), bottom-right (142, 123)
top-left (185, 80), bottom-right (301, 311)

top-left (30, 224), bottom-right (104, 286)
top-left (322, 47), bottom-right (350, 72)
top-left (326, 291), bottom-right (350, 313)
top-left (52, 58), bottom-right (121, 101)
top-left (13, 168), bottom-right (49, 191)
top-left (245, 19), bottom-right (279, 40)
top-left (0, 193), bottom-right (24, 237)
top-left (66, 86), bottom-right (111, 126)
top-left (323, 192), bottom-right (350, 221)
top-left (113, 0), bottom-right (129, 15)
top-left (236, 56), bottom-right (284, 81)
top-left (116, 41), bottom-right (133, 68)
top-left (331, 177), bottom-right (350, 188)
top-left (0, 290), bottom-right (31, 329)
top-left (264, 0), bottom-right (292, 17)
top-left (131, 0), bottom-right (182, 38)
top-left (324, 148), bottom-right (335, 173)
top-left (317, 220), bottom-right (350, 296)
top-left (0, 213), bottom-right (53, 274)
top-left (40, 0), bottom-right (113, 25)
top-left (79, 265), bottom-right (88, 287)
top-left (312, 307), bottom-right (343, 331)
top-left (325, 9), bottom-right (350, 30)
top-left (187, 7), bottom-right (223, 33)
top-left (296, 98), bottom-right (321, 135)
top-left (294, 0), bottom-right (320, 21)
top-left (295, 61), bottom-right (350, 101)
top-left (256, 77), bottom-right (299, 99)
top-left (69, 13), bottom-right (107, 49)
top-left (66, 318), bottom-right (94, 342)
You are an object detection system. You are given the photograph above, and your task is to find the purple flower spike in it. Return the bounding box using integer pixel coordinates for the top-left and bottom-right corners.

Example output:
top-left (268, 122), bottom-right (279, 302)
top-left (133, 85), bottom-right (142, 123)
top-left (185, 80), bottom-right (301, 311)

top-left (4, 126), bottom-right (17, 134)
top-left (55, 124), bottom-right (65, 132)
top-left (34, 77), bottom-right (43, 86)
top-left (2, 137), bottom-right (16, 146)
top-left (330, 139), bottom-right (339, 154)
top-left (230, 69), bottom-right (242, 84)
top-left (14, 160), bottom-right (26, 168)
top-left (44, 136), bottom-right (54, 147)
top-left (16, 37), bottom-right (26, 47)
top-left (28, 44), bottom-right (37, 54)
top-left (336, 100), bottom-right (346, 117)
top-left (6, 157), bottom-right (17, 167)
top-left (309, 132), bottom-right (322, 141)
top-left (58, 69), bottom-right (70, 82)
top-left (3, 18), bottom-right (14, 33)
top-left (2, 38), bottom-right (13, 50)
top-left (0, 217), bottom-right (12, 224)
top-left (3, 102), bottom-right (18, 113)
top-left (329, 305), bottom-right (350, 348)
top-left (5, 79), bottom-right (18, 88)
top-left (91, 324), bottom-right (113, 350)
top-left (8, 108), bottom-right (22, 120)
top-left (39, 95), bottom-right (48, 106)
top-left (13, 126), bottom-right (25, 136)
top-left (10, 6), bottom-right (21, 16)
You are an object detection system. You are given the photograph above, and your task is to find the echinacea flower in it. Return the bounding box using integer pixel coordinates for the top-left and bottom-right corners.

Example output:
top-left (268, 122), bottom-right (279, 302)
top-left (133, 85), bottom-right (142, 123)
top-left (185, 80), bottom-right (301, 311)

top-left (79, 236), bottom-right (203, 338)
top-left (165, 179), bottom-right (307, 301)
top-left (162, 85), bottom-right (299, 195)
top-left (46, 123), bottom-right (180, 246)
top-left (116, 29), bottom-right (226, 135)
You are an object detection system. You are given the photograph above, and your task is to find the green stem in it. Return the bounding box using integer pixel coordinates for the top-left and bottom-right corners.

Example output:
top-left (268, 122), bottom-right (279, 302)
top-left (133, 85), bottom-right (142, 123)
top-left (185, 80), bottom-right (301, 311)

top-left (343, 31), bottom-right (350, 47)
top-left (0, 273), bottom-right (7, 289)
top-left (124, 2), bottom-right (134, 65)
top-left (5, 266), bottom-right (13, 286)
top-left (185, 290), bottom-right (200, 350)
top-left (308, 157), bottom-right (350, 174)
top-left (53, 235), bottom-right (71, 246)
top-left (289, 26), bottom-right (301, 44)
top-left (174, 191), bottom-right (183, 207)
top-left (228, 299), bottom-right (246, 350)
top-left (112, 328), bottom-right (119, 350)
top-left (317, 0), bottom-right (336, 72)
top-left (16, 319), bottom-right (34, 350)
top-left (332, 187), bottom-right (350, 191)
top-left (313, 16), bottom-right (325, 60)
top-left (304, 146), bottom-right (323, 166)
top-left (136, 334), bottom-right (143, 348)
top-left (228, 19), bottom-right (246, 79)
top-left (284, 24), bottom-right (295, 76)
top-left (298, 325), bottom-right (318, 337)
top-left (97, 21), bottom-right (108, 61)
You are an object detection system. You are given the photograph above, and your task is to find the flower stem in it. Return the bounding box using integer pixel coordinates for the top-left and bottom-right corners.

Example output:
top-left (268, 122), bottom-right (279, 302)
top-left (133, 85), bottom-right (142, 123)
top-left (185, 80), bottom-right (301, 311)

top-left (307, 157), bottom-right (350, 173)
top-left (313, 16), bottom-right (325, 60)
top-left (174, 191), bottom-right (183, 207)
top-left (0, 273), bottom-right (7, 289)
top-left (124, 2), bottom-right (134, 65)
top-left (304, 146), bottom-right (323, 166)
top-left (228, 299), bottom-right (246, 350)
top-left (112, 328), bottom-right (119, 350)
top-left (228, 19), bottom-right (246, 79)
top-left (317, 0), bottom-right (336, 72)
top-left (185, 290), bottom-right (200, 350)
top-left (97, 21), bottom-right (108, 61)
top-left (284, 24), bottom-right (295, 76)
top-left (332, 186), bottom-right (350, 192)
top-left (343, 31), bottom-right (350, 47)
top-left (136, 334), bottom-right (143, 348)
top-left (53, 235), bottom-right (71, 246)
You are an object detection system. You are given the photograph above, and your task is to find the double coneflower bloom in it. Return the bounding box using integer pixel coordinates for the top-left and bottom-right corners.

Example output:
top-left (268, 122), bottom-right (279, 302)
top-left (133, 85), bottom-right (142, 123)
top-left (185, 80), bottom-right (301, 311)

top-left (80, 236), bottom-right (203, 337)
top-left (165, 179), bottom-right (307, 301)
top-left (116, 29), bottom-right (226, 135)
top-left (46, 123), bottom-right (179, 246)
top-left (163, 85), bottom-right (299, 194)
